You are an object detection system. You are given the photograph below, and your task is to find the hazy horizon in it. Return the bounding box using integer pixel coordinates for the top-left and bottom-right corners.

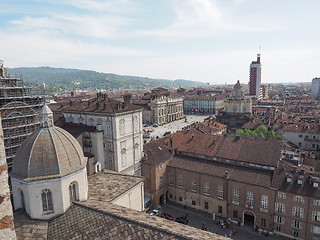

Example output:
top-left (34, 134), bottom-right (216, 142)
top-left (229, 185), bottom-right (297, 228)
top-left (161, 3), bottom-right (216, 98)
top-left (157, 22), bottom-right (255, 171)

top-left (1, 0), bottom-right (319, 84)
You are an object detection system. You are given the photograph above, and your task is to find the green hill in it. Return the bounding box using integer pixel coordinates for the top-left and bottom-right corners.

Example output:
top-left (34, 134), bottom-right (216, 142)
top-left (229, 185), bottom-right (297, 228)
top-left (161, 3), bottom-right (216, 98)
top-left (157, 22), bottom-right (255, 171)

top-left (7, 67), bottom-right (204, 90)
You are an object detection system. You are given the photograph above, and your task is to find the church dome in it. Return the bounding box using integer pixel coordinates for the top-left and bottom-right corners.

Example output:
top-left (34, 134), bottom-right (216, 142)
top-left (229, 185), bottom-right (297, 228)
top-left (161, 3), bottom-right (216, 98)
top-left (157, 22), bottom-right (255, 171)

top-left (11, 104), bottom-right (86, 180)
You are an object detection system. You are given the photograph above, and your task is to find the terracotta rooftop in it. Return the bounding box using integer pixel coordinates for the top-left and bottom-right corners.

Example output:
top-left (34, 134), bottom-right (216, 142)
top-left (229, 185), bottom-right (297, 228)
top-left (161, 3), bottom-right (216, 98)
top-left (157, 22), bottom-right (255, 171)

top-left (216, 135), bottom-right (282, 167)
top-left (61, 94), bottom-right (142, 114)
top-left (201, 119), bottom-right (227, 131)
top-left (272, 161), bottom-right (320, 197)
top-left (240, 120), bottom-right (263, 130)
top-left (282, 122), bottom-right (320, 134)
top-left (88, 170), bottom-right (144, 202)
top-left (144, 130), bottom-right (282, 167)
top-left (168, 130), bottom-right (225, 158)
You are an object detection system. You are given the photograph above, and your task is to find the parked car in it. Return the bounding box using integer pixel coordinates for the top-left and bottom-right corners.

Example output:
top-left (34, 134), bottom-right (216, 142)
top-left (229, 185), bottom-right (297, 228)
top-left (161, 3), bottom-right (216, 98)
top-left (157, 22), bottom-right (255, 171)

top-left (175, 216), bottom-right (188, 224)
top-left (150, 209), bottom-right (160, 216)
top-left (163, 131), bottom-right (171, 136)
top-left (160, 213), bottom-right (173, 220)
top-left (153, 124), bottom-right (159, 127)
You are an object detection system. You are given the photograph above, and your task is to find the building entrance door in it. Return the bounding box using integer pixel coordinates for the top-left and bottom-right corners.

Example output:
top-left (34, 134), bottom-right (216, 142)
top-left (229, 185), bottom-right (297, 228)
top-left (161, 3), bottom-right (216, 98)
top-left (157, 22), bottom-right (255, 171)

top-left (243, 211), bottom-right (255, 227)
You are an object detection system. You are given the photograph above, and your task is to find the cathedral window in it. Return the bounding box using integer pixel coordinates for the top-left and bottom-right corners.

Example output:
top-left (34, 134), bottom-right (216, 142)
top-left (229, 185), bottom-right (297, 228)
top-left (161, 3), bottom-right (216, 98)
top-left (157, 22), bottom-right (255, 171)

top-left (41, 189), bottom-right (54, 214)
top-left (69, 181), bottom-right (78, 203)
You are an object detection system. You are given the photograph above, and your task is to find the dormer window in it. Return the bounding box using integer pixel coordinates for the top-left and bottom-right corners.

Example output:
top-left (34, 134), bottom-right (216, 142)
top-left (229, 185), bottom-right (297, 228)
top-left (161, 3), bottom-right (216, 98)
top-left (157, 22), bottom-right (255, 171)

top-left (297, 179), bottom-right (303, 185)
top-left (286, 176), bottom-right (292, 183)
top-left (313, 182), bottom-right (319, 188)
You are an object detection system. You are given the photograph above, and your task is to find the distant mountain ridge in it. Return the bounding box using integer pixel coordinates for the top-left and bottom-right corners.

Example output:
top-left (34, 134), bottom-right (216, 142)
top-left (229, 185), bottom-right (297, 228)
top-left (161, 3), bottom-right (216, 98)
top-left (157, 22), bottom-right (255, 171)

top-left (7, 67), bottom-right (204, 90)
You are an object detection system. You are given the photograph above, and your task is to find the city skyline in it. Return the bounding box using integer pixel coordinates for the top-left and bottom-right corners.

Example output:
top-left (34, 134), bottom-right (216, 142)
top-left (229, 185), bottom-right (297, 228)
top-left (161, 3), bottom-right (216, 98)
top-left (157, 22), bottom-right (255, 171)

top-left (1, 0), bottom-right (319, 84)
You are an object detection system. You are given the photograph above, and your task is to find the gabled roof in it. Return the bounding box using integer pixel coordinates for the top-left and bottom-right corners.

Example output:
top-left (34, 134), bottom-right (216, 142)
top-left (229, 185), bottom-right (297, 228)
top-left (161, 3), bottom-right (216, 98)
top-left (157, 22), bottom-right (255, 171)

top-left (144, 129), bottom-right (282, 167)
top-left (271, 161), bottom-right (320, 197)
top-left (62, 95), bottom-right (142, 114)
top-left (216, 135), bottom-right (282, 167)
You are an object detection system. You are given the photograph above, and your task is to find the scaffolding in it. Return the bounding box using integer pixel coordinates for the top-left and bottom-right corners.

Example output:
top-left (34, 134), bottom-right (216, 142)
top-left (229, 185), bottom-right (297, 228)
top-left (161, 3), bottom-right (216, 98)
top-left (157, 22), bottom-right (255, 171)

top-left (0, 60), bottom-right (44, 170)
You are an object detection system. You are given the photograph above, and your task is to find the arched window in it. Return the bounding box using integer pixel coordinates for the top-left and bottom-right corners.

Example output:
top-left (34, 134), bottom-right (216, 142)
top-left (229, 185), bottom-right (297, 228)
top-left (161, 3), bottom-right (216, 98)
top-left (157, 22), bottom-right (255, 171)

top-left (69, 181), bottom-right (78, 203)
top-left (68, 116), bottom-right (74, 123)
top-left (97, 118), bottom-right (103, 124)
top-left (89, 118), bottom-right (94, 126)
top-left (78, 117), bottom-right (84, 124)
top-left (41, 189), bottom-right (53, 213)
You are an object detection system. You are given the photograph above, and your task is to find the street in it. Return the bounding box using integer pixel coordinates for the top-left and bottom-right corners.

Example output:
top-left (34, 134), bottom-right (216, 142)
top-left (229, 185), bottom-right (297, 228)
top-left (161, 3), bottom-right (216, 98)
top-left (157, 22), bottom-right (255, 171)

top-left (157, 202), bottom-right (290, 240)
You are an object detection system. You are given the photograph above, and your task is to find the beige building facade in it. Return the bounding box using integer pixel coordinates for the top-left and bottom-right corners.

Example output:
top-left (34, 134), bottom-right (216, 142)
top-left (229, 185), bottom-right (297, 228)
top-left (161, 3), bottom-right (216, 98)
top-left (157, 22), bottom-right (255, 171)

top-left (149, 95), bottom-right (184, 125)
top-left (62, 94), bottom-right (144, 176)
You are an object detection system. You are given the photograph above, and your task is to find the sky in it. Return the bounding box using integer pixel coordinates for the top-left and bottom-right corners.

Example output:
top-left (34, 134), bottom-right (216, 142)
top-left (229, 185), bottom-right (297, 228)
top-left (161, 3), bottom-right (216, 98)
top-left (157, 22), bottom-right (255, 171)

top-left (1, 0), bottom-right (319, 84)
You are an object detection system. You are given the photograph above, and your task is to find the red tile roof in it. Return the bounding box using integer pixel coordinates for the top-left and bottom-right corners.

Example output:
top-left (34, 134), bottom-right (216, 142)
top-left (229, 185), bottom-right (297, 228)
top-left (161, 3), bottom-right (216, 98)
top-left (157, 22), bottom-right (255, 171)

top-left (282, 122), bottom-right (320, 134)
top-left (143, 129), bottom-right (282, 167)
top-left (61, 95), bottom-right (142, 114)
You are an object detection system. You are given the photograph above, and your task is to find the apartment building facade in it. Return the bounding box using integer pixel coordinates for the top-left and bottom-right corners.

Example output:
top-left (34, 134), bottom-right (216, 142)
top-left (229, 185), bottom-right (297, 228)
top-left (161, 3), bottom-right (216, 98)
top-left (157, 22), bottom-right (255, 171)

top-left (142, 129), bottom-right (320, 239)
top-left (61, 93), bottom-right (144, 176)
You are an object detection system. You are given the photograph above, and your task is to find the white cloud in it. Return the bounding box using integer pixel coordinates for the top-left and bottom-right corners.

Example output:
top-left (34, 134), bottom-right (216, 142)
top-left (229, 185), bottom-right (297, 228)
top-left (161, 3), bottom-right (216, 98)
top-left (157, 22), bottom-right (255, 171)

top-left (65, 0), bottom-right (137, 13)
top-left (10, 12), bottom-right (136, 40)
top-left (141, 0), bottom-right (283, 39)
top-left (0, 31), bottom-right (154, 68)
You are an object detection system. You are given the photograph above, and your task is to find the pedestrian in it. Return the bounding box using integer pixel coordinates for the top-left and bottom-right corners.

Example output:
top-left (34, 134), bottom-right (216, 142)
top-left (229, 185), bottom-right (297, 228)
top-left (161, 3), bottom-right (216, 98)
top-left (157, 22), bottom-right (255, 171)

top-left (229, 230), bottom-right (232, 237)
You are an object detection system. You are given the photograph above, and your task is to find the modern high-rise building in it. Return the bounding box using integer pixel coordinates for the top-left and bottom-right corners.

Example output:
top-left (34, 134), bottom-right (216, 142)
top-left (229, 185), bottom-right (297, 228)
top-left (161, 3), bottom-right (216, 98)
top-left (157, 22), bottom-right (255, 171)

top-left (0, 60), bottom-right (44, 169)
top-left (311, 77), bottom-right (320, 100)
top-left (249, 54), bottom-right (262, 100)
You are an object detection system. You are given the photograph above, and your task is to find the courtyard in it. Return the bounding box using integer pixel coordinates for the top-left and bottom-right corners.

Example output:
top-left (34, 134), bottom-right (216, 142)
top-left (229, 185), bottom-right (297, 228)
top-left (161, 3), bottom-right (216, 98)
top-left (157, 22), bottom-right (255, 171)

top-left (145, 114), bottom-right (210, 141)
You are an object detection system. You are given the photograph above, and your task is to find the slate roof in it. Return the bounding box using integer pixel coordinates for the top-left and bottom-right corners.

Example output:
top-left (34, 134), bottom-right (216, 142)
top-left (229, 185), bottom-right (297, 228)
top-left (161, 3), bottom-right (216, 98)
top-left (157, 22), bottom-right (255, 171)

top-left (14, 200), bottom-right (228, 240)
top-left (59, 122), bottom-right (96, 138)
top-left (14, 210), bottom-right (48, 239)
top-left (88, 170), bottom-right (144, 202)
top-left (76, 200), bottom-right (228, 240)
top-left (11, 126), bottom-right (86, 181)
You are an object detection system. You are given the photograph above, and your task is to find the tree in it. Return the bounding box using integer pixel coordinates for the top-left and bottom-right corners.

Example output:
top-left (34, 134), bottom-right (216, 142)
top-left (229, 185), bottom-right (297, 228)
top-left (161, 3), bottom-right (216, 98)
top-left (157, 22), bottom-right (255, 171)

top-left (235, 129), bottom-right (244, 135)
top-left (234, 124), bottom-right (282, 140)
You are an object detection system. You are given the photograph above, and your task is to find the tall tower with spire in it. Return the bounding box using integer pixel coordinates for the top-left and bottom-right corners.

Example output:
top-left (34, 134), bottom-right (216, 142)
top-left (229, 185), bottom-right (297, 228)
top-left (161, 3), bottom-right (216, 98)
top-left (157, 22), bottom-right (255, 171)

top-left (249, 54), bottom-right (262, 100)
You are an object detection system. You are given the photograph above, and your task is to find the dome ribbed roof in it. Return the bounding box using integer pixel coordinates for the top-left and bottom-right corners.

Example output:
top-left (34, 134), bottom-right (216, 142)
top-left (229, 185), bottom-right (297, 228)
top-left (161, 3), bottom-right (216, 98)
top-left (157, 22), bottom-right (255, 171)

top-left (12, 126), bottom-right (86, 181)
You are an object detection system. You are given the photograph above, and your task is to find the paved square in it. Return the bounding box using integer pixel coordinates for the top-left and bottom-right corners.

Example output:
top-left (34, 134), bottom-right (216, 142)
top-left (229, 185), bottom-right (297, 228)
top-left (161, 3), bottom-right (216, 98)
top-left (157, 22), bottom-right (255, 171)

top-left (158, 203), bottom-right (290, 240)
